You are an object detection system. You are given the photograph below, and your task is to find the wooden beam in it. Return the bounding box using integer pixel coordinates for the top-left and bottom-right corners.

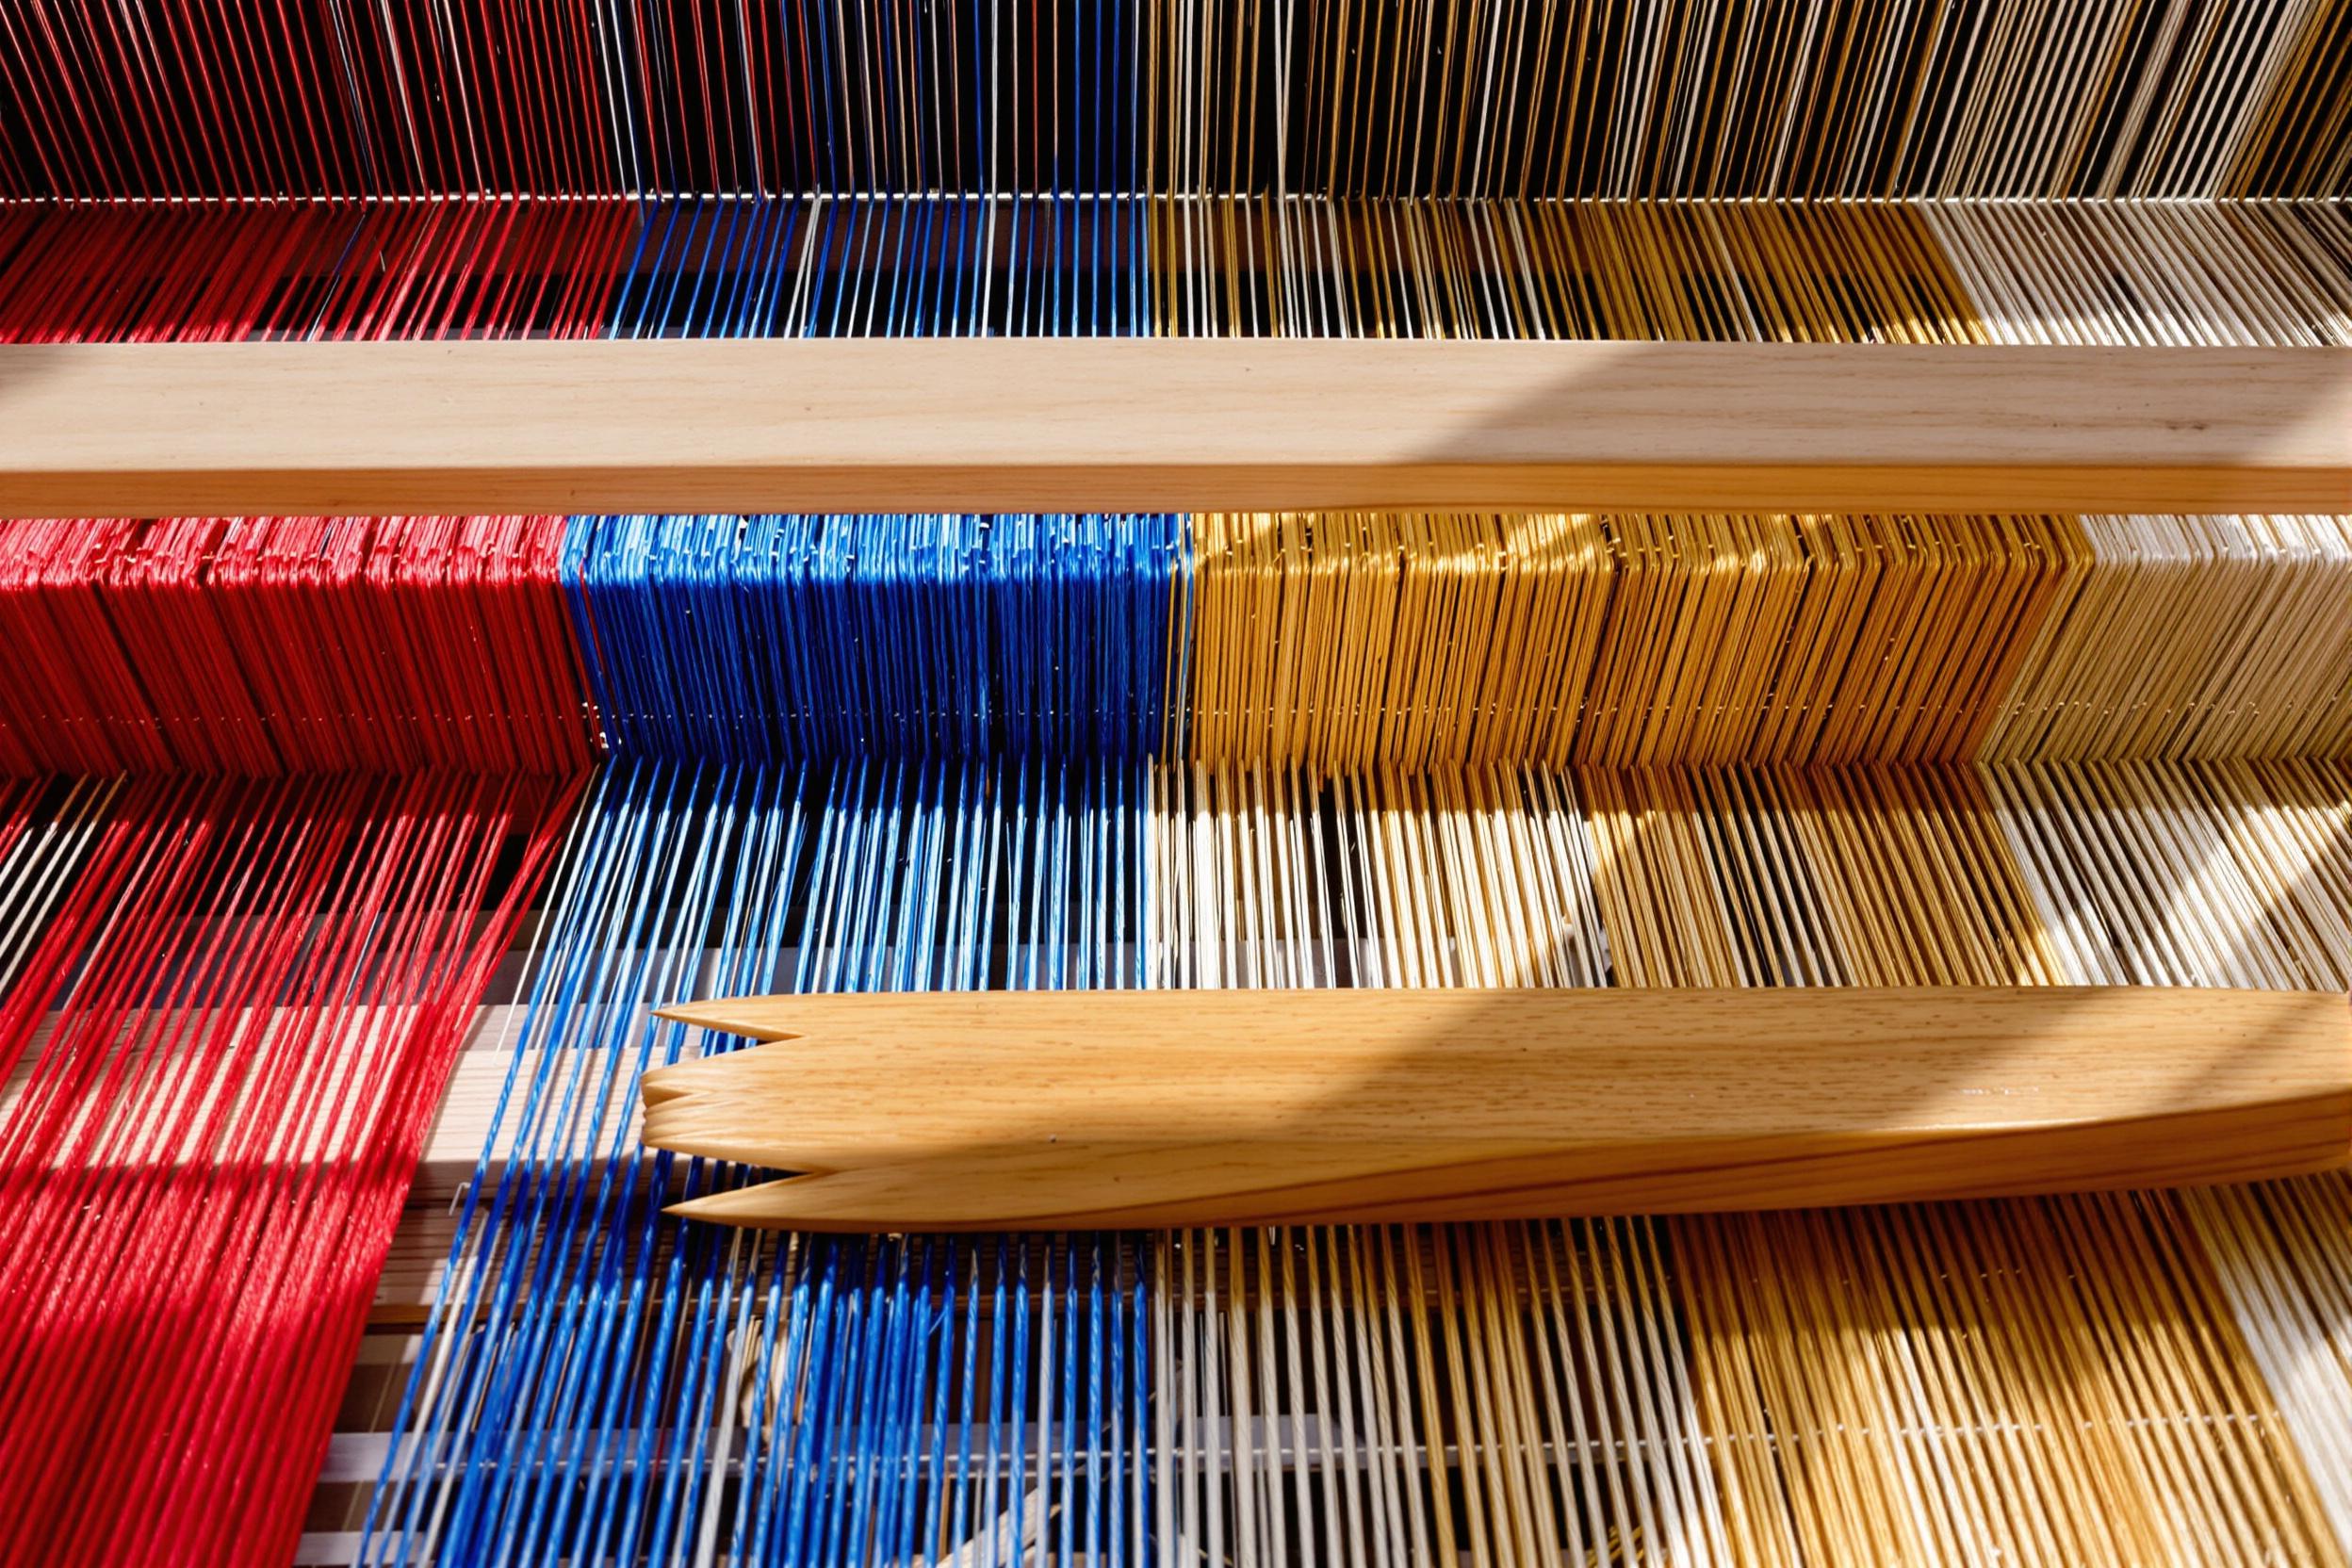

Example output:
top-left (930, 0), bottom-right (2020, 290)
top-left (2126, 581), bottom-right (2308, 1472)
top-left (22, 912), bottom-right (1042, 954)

top-left (15, 980), bottom-right (2350, 1227)
top-left (0, 341), bottom-right (2344, 516)
top-left (0, 1005), bottom-right (639, 1207)
top-left (644, 987), bottom-right (2352, 1230)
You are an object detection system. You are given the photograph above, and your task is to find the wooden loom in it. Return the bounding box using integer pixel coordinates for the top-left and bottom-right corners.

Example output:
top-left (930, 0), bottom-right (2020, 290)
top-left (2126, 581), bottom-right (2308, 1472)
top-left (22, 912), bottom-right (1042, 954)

top-left (1, 4), bottom-right (2350, 1564)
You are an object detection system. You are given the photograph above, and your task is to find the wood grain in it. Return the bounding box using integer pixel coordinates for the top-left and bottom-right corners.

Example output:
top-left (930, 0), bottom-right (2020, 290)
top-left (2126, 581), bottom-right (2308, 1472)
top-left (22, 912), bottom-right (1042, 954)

top-left (0, 341), bottom-right (2344, 516)
top-left (641, 987), bottom-right (2352, 1230)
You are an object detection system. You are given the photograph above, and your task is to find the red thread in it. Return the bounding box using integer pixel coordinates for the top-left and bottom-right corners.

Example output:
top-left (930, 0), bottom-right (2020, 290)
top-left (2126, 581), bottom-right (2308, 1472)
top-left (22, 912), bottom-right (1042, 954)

top-left (0, 771), bottom-right (581, 1566)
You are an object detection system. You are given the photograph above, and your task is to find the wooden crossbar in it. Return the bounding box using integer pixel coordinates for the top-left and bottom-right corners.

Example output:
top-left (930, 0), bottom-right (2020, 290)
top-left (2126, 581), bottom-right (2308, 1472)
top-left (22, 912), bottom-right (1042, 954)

top-left (1, 340), bottom-right (2344, 516)
top-left (645, 987), bottom-right (2352, 1230)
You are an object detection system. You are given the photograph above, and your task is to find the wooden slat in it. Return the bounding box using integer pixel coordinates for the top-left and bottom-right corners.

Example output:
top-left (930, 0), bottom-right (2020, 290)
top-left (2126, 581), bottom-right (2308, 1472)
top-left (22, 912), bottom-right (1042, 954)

top-left (0, 1005), bottom-right (641, 1207)
top-left (645, 987), bottom-right (2352, 1229)
top-left (0, 341), bottom-right (2345, 515)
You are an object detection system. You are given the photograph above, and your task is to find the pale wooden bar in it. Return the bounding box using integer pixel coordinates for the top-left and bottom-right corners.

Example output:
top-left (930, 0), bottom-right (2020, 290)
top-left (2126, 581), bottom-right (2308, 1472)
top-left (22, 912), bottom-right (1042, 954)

top-left (0, 1005), bottom-right (640, 1208)
top-left (0, 340), bottom-right (2345, 515)
top-left (644, 987), bottom-right (2352, 1230)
